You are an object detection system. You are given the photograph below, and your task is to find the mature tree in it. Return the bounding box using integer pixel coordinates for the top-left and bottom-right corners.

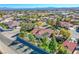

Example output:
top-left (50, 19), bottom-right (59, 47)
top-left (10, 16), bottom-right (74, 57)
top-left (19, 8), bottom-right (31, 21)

top-left (56, 16), bottom-right (62, 26)
top-left (47, 19), bottom-right (56, 26)
top-left (26, 33), bottom-right (37, 45)
top-left (27, 33), bottom-right (36, 41)
top-left (64, 16), bottom-right (72, 22)
top-left (36, 21), bottom-right (45, 27)
top-left (49, 34), bottom-right (58, 53)
top-left (19, 31), bottom-right (25, 38)
top-left (0, 23), bottom-right (9, 29)
top-left (20, 23), bottom-right (35, 32)
top-left (57, 44), bottom-right (68, 54)
top-left (39, 37), bottom-right (50, 53)
top-left (60, 28), bottom-right (71, 39)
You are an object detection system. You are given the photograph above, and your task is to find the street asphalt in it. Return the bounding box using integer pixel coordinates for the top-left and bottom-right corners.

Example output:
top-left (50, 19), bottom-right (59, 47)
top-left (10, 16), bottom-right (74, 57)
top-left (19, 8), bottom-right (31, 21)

top-left (0, 32), bottom-right (34, 54)
top-left (0, 33), bottom-right (20, 54)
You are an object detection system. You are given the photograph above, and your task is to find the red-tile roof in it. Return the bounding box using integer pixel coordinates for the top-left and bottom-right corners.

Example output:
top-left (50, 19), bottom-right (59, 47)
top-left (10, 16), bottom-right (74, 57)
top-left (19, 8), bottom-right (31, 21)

top-left (63, 40), bottom-right (77, 53)
top-left (32, 28), bottom-right (53, 37)
top-left (60, 21), bottom-right (73, 27)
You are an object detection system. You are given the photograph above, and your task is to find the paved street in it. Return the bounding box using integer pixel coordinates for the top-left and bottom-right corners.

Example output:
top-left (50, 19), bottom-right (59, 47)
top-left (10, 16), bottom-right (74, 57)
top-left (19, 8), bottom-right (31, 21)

top-left (0, 33), bottom-right (19, 54)
top-left (1, 28), bottom-right (20, 39)
top-left (0, 33), bottom-right (34, 54)
top-left (0, 40), bottom-right (17, 54)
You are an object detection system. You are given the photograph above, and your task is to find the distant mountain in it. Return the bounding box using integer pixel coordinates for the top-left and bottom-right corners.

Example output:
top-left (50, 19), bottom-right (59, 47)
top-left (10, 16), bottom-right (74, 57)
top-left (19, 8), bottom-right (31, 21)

top-left (0, 7), bottom-right (79, 11)
top-left (0, 7), bottom-right (16, 10)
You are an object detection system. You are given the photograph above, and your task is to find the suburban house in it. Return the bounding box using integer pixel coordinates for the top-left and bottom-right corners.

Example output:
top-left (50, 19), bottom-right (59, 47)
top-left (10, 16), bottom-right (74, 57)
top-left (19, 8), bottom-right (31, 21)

top-left (0, 18), bottom-right (3, 22)
top-left (73, 14), bottom-right (79, 20)
top-left (63, 40), bottom-right (77, 53)
top-left (1, 17), bottom-right (14, 23)
top-left (5, 20), bottom-right (19, 29)
top-left (2, 15), bottom-right (11, 19)
top-left (31, 27), bottom-right (54, 38)
top-left (59, 21), bottom-right (73, 29)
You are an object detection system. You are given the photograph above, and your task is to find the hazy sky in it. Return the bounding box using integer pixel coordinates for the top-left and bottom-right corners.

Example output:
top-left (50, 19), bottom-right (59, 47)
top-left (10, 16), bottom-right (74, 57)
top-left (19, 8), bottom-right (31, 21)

top-left (0, 4), bottom-right (79, 8)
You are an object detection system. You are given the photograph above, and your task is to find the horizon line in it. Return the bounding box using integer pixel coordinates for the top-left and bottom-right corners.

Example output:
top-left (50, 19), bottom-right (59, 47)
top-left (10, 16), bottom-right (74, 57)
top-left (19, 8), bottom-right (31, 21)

top-left (1, 7), bottom-right (79, 9)
top-left (0, 4), bottom-right (79, 8)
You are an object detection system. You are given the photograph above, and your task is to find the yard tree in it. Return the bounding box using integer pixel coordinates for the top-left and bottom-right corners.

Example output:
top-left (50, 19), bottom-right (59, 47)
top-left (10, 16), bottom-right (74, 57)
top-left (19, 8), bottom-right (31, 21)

top-left (39, 37), bottom-right (50, 53)
top-left (36, 21), bottom-right (45, 27)
top-left (60, 28), bottom-right (71, 39)
top-left (19, 31), bottom-right (25, 38)
top-left (56, 16), bottom-right (62, 26)
top-left (27, 33), bottom-right (37, 45)
top-left (27, 33), bottom-right (36, 41)
top-left (20, 23), bottom-right (35, 32)
top-left (57, 44), bottom-right (68, 54)
top-left (47, 19), bottom-right (56, 26)
top-left (64, 16), bottom-right (72, 22)
top-left (49, 34), bottom-right (58, 53)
